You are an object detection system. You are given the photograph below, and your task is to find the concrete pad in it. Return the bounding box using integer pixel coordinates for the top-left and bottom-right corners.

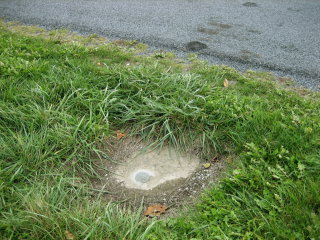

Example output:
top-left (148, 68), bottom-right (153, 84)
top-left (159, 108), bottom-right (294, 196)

top-left (115, 146), bottom-right (200, 190)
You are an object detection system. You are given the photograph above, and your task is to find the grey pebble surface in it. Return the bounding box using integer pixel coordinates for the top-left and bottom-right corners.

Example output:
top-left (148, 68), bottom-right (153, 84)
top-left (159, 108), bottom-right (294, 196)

top-left (1, 0), bottom-right (319, 90)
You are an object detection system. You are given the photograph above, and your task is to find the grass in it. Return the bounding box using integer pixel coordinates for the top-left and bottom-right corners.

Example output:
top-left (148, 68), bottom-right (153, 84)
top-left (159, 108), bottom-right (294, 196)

top-left (0, 21), bottom-right (320, 239)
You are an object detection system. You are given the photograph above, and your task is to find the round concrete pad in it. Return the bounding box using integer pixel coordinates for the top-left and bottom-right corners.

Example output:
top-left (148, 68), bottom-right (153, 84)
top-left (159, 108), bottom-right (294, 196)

top-left (134, 170), bottom-right (153, 183)
top-left (115, 146), bottom-right (200, 190)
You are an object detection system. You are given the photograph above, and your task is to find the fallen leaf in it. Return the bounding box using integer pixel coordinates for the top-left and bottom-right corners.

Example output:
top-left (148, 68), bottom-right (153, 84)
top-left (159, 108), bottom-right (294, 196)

top-left (203, 163), bottom-right (211, 169)
top-left (65, 231), bottom-right (75, 240)
top-left (116, 130), bottom-right (126, 139)
top-left (144, 204), bottom-right (168, 217)
top-left (224, 79), bottom-right (229, 88)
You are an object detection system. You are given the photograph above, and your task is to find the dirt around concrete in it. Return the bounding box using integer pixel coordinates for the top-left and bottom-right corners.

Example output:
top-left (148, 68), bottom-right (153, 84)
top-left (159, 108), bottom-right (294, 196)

top-left (92, 136), bottom-right (226, 210)
top-left (114, 145), bottom-right (200, 191)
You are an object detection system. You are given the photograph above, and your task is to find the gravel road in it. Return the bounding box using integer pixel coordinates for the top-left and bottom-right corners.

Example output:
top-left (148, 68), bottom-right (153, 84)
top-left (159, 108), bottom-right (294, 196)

top-left (1, 0), bottom-right (319, 89)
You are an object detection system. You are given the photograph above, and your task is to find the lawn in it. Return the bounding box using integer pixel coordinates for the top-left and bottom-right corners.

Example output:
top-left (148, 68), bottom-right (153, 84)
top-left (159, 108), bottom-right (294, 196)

top-left (0, 21), bottom-right (319, 239)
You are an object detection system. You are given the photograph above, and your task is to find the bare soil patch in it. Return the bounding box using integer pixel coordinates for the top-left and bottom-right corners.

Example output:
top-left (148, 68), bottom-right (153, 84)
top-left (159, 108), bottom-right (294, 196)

top-left (92, 136), bottom-right (226, 212)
